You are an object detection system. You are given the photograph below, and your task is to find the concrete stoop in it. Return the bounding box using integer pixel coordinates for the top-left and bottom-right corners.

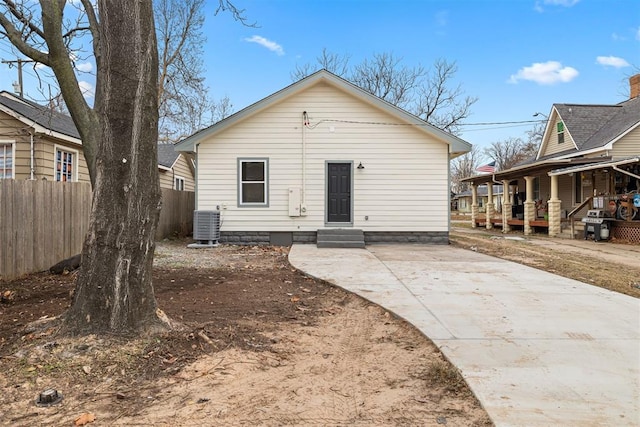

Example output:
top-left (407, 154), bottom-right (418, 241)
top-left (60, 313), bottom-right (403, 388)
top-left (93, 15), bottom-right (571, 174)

top-left (316, 229), bottom-right (365, 248)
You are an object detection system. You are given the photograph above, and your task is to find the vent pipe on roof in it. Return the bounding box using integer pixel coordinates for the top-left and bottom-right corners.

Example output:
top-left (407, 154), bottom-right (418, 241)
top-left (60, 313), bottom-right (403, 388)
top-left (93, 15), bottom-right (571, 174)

top-left (630, 74), bottom-right (640, 99)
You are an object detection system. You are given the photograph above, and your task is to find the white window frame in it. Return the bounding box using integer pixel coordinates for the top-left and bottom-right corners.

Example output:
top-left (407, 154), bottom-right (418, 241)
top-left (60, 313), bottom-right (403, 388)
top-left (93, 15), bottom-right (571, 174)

top-left (174, 175), bottom-right (185, 191)
top-left (53, 145), bottom-right (79, 182)
top-left (237, 158), bottom-right (269, 207)
top-left (0, 140), bottom-right (15, 179)
top-left (557, 121), bottom-right (565, 144)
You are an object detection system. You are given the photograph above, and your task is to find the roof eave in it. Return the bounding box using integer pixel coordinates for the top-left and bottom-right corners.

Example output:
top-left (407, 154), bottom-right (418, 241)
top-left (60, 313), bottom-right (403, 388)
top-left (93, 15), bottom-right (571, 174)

top-left (175, 70), bottom-right (472, 154)
top-left (0, 103), bottom-right (82, 145)
top-left (549, 156), bottom-right (640, 176)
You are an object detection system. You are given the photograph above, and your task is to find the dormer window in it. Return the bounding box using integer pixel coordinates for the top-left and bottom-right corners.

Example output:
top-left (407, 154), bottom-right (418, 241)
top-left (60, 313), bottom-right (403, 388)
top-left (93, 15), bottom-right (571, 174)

top-left (557, 121), bottom-right (565, 144)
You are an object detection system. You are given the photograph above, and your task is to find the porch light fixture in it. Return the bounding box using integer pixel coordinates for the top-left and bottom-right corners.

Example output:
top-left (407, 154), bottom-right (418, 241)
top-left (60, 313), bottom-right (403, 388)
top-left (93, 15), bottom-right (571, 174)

top-left (357, 162), bottom-right (365, 170)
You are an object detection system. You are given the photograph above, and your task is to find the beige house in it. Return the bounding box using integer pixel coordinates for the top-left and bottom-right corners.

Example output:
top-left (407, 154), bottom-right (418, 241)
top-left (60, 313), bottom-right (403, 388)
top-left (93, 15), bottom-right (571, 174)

top-left (463, 75), bottom-right (640, 242)
top-left (455, 184), bottom-right (503, 214)
top-left (0, 91), bottom-right (90, 182)
top-left (176, 70), bottom-right (472, 246)
top-left (157, 144), bottom-right (195, 191)
top-left (0, 91), bottom-right (194, 190)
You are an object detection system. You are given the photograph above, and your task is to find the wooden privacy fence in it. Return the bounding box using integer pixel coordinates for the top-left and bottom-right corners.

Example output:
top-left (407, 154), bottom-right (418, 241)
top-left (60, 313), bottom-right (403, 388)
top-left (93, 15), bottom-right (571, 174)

top-left (0, 180), bottom-right (194, 281)
top-left (156, 188), bottom-right (195, 240)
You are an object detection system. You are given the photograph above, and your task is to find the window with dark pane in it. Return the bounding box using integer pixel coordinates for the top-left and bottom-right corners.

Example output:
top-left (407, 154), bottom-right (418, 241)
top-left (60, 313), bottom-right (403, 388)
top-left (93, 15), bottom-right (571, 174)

top-left (242, 161), bottom-right (265, 182)
top-left (239, 159), bottom-right (267, 206)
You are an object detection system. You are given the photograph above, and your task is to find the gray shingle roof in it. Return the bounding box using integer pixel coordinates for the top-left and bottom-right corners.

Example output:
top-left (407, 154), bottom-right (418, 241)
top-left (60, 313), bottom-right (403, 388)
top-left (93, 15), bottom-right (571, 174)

top-left (555, 95), bottom-right (640, 152)
top-left (157, 143), bottom-right (180, 168)
top-left (0, 91), bottom-right (80, 139)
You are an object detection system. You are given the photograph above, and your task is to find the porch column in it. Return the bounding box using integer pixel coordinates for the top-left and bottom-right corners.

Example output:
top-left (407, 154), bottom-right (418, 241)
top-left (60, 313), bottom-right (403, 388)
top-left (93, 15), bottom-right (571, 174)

top-left (486, 183), bottom-right (494, 230)
top-left (471, 184), bottom-right (479, 228)
top-left (524, 176), bottom-right (535, 235)
top-left (548, 174), bottom-right (561, 237)
top-left (502, 180), bottom-right (512, 233)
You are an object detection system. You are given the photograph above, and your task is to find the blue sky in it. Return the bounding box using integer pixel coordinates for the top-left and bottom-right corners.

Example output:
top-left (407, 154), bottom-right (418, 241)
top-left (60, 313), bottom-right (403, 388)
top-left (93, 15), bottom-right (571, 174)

top-left (1, 0), bottom-right (638, 151)
top-left (200, 0), bottom-right (639, 149)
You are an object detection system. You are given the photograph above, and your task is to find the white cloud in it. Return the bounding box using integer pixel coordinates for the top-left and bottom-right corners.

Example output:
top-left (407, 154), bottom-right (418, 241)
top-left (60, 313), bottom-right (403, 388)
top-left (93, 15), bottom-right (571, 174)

top-left (435, 10), bottom-right (448, 27)
top-left (636, 26), bottom-right (640, 41)
top-left (596, 56), bottom-right (630, 68)
top-left (78, 80), bottom-right (95, 98)
top-left (76, 62), bottom-right (93, 73)
top-left (509, 61), bottom-right (579, 85)
top-left (544, 0), bottom-right (580, 5)
top-left (534, 0), bottom-right (579, 12)
top-left (611, 32), bottom-right (624, 41)
top-left (244, 36), bottom-right (284, 56)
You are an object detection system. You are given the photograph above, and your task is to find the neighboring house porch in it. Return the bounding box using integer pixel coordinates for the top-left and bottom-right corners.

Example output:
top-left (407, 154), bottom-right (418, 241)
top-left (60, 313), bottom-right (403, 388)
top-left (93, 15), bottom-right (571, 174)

top-left (462, 75), bottom-right (640, 242)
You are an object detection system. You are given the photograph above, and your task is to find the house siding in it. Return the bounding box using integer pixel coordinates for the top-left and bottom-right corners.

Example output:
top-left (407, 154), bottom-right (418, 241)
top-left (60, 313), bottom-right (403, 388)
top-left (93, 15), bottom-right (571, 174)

top-left (159, 169), bottom-right (172, 189)
top-left (39, 137), bottom-right (89, 182)
top-left (1, 112), bottom-right (30, 179)
top-left (159, 154), bottom-right (195, 190)
top-left (0, 111), bottom-right (89, 182)
top-left (541, 117), bottom-right (576, 157)
top-left (196, 81), bottom-right (450, 233)
top-left (558, 174), bottom-right (573, 211)
top-left (612, 125), bottom-right (640, 158)
top-left (174, 154), bottom-right (195, 191)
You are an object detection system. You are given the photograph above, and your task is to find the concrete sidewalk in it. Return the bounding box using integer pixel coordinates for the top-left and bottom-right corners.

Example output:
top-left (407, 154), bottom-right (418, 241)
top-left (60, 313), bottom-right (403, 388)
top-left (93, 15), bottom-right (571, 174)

top-left (289, 244), bottom-right (640, 427)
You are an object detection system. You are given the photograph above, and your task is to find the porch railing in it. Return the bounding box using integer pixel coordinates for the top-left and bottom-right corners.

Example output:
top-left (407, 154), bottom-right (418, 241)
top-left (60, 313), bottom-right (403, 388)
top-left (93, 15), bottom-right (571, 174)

top-left (568, 196), bottom-right (593, 239)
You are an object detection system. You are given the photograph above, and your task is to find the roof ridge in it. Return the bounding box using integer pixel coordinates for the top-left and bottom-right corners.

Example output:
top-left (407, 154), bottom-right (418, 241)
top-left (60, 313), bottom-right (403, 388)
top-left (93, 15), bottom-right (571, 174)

top-left (554, 102), bottom-right (621, 108)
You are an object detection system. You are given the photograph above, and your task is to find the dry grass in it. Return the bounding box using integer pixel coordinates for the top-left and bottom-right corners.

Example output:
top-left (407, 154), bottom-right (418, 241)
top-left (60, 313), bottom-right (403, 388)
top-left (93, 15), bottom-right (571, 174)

top-left (449, 230), bottom-right (640, 299)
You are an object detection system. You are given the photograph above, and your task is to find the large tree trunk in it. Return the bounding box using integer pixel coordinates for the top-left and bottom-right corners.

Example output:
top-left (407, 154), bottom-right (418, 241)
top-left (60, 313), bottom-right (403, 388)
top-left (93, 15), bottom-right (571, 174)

top-left (62, 0), bottom-right (167, 336)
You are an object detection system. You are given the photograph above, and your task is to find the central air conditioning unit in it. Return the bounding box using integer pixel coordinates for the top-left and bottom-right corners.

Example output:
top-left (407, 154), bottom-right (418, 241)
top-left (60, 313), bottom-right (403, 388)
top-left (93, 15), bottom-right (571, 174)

top-left (189, 210), bottom-right (221, 248)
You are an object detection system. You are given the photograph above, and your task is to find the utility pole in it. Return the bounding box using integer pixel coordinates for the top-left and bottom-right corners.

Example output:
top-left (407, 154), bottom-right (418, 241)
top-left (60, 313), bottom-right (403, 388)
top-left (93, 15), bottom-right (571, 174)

top-left (2, 58), bottom-right (35, 97)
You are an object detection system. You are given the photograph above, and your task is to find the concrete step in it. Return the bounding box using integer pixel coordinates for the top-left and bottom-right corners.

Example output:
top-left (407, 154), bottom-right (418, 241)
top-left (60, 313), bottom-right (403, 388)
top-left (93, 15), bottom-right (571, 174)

top-left (317, 229), bottom-right (365, 248)
top-left (317, 240), bottom-right (365, 249)
top-left (317, 229), bottom-right (364, 237)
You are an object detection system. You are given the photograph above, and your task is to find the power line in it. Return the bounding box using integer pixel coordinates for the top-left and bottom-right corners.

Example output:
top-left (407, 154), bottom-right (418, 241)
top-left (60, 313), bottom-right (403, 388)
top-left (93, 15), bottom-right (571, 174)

top-left (1, 58), bottom-right (36, 97)
top-left (459, 119), bottom-right (545, 127)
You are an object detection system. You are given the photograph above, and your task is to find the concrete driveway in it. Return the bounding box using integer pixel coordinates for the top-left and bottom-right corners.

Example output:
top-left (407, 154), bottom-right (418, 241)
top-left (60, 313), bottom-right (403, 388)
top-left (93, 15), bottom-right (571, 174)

top-left (289, 244), bottom-right (640, 427)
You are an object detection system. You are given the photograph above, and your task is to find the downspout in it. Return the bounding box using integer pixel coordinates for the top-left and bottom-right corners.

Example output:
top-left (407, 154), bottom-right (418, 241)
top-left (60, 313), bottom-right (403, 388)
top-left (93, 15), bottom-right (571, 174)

top-left (194, 143), bottom-right (199, 210)
top-left (29, 130), bottom-right (35, 180)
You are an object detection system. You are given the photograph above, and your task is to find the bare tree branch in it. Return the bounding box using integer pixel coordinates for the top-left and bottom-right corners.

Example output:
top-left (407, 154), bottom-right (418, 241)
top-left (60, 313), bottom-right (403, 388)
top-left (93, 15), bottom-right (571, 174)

top-left (290, 52), bottom-right (476, 136)
top-left (4, 0), bottom-right (45, 39)
top-left (414, 59), bottom-right (477, 135)
top-left (0, 1), bottom-right (50, 64)
top-left (79, 0), bottom-right (100, 66)
top-left (214, 0), bottom-right (257, 27)
top-left (484, 137), bottom-right (537, 171)
top-left (291, 48), bottom-right (351, 80)
top-left (451, 145), bottom-right (484, 193)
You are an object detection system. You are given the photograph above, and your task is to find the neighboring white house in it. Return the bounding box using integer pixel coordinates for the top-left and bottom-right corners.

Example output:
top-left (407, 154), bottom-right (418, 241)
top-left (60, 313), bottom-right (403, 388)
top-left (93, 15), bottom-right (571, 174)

top-left (175, 70), bottom-right (471, 245)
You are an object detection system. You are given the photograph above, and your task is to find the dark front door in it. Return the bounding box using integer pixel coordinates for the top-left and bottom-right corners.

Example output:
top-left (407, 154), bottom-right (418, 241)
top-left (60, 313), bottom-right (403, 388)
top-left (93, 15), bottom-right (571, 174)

top-left (327, 163), bottom-right (351, 223)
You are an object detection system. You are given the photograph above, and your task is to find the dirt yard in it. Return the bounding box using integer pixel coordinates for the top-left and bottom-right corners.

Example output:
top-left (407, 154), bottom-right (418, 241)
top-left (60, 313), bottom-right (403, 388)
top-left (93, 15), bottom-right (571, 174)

top-left (2, 232), bottom-right (637, 426)
top-left (0, 243), bottom-right (492, 426)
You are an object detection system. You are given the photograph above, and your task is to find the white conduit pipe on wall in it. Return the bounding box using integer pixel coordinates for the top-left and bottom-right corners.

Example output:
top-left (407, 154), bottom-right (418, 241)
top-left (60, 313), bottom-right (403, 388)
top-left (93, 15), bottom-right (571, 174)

top-left (30, 131), bottom-right (34, 180)
top-left (301, 111), bottom-right (308, 208)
